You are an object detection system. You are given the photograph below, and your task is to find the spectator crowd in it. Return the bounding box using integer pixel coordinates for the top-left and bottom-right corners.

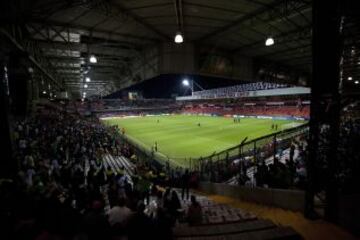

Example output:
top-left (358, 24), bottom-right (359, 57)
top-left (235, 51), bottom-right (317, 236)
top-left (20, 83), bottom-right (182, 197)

top-left (0, 107), bottom-right (202, 240)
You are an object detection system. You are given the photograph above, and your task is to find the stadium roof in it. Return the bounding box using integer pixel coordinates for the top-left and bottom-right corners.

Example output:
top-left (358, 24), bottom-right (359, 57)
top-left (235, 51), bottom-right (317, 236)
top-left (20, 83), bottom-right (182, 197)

top-left (1, 0), bottom-right (312, 97)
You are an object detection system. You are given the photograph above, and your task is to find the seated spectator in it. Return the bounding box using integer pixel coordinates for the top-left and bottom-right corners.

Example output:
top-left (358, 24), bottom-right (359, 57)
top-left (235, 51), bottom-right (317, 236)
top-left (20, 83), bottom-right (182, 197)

top-left (107, 197), bottom-right (132, 229)
top-left (155, 208), bottom-right (174, 240)
top-left (187, 195), bottom-right (202, 226)
top-left (81, 200), bottom-right (110, 240)
top-left (128, 202), bottom-right (154, 240)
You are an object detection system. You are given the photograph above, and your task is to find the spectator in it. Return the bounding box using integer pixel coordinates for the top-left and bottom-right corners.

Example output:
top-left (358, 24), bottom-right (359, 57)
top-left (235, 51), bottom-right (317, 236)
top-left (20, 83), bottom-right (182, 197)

top-left (107, 197), bottom-right (132, 229)
top-left (181, 169), bottom-right (190, 200)
top-left (81, 200), bottom-right (110, 240)
top-left (187, 195), bottom-right (202, 226)
top-left (128, 202), bottom-right (154, 240)
top-left (155, 208), bottom-right (174, 240)
top-left (170, 190), bottom-right (182, 220)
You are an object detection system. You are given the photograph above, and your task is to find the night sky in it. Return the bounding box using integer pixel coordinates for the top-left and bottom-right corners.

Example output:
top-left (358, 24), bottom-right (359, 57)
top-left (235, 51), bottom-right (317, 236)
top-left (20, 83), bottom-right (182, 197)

top-left (106, 74), bottom-right (247, 99)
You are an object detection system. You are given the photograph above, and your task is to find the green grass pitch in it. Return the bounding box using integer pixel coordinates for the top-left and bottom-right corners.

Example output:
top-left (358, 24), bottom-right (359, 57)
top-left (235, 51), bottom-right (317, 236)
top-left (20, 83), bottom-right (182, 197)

top-left (102, 115), bottom-right (304, 166)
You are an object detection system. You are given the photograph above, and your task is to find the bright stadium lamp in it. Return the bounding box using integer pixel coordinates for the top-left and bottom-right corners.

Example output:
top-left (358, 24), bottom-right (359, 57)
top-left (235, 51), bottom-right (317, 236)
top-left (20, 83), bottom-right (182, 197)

top-left (89, 55), bottom-right (97, 63)
top-left (182, 79), bottom-right (190, 86)
top-left (348, 76), bottom-right (353, 81)
top-left (85, 77), bottom-right (91, 82)
top-left (42, 90), bottom-right (47, 94)
top-left (355, 80), bottom-right (359, 84)
top-left (174, 32), bottom-right (184, 44)
top-left (265, 37), bottom-right (275, 46)
top-left (84, 84), bottom-right (88, 88)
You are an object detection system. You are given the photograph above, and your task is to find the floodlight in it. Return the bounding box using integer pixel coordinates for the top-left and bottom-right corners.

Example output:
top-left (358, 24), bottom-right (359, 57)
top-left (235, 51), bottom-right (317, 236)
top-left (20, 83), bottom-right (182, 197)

top-left (42, 90), bottom-right (47, 94)
top-left (84, 84), bottom-right (88, 88)
top-left (355, 80), bottom-right (359, 84)
top-left (182, 79), bottom-right (190, 86)
top-left (89, 55), bottom-right (97, 63)
top-left (85, 77), bottom-right (91, 82)
top-left (174, 32), bottom-right (184, 43)
top-left (348, 76), bottom-right (353, 81)
top-left (265, 37), bottom-right (275, 46)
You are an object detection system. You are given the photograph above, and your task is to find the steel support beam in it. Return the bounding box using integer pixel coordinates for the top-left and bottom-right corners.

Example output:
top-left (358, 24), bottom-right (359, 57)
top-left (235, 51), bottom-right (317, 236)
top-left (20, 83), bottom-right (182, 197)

top-left (29, 19), bottom-right (160, 43)
top-left (196, 0), bottom-right (310, 42)
top-left (234, 24), bottom-right (312, 52)
top-left (0, 59), bottom-right (16, 178)
top-left (0, 27), bottom-right (63, 90)
top-left (107, 0), bottom-right (170, 40)
top-left (306, 0), bottom-right (342, 221)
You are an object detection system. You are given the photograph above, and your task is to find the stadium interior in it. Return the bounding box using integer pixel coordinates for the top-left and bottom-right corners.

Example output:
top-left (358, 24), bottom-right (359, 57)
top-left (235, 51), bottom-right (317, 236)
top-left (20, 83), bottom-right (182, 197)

top-left (0, 0), bottom-right (359, 240)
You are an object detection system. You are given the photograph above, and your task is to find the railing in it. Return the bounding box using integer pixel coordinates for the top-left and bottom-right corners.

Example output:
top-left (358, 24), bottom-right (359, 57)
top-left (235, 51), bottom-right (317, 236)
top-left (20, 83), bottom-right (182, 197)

top-left (195, 123), bottom-right (309, 182)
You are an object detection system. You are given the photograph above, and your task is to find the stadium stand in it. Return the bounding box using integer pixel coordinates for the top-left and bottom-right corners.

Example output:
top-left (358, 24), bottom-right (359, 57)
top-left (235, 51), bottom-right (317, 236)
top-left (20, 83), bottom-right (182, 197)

top-left (192, 82), bottom-right (289, 99)
top-left (1, 0), bottom-right (359, 238)
top-left (225, 139), bottom-right (306, 188)
top-left (3, 103), bottom-right (305, 239)
top-left (181, 96), bottom-right (310, 119)
top-left (90, 99), bottom-right (181, 118)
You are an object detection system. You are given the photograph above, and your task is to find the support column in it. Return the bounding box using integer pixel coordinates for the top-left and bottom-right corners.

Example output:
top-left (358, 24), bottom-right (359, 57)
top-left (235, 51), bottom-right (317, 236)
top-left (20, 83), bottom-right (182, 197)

top-left (0, 58), bottom-right (16, 178)
top-left (307, 0), bottom-right (342, 221)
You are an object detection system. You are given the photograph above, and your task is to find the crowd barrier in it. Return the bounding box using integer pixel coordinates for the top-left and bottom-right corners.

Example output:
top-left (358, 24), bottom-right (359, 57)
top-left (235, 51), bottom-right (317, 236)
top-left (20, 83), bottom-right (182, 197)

top-left (198, 182), bottom-right (305, 212)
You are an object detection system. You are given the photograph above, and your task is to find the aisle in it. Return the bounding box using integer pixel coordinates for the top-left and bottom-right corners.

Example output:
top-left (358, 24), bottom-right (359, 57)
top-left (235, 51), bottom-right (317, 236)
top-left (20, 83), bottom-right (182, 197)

top-left (206, 194), bottom-right (358, 240)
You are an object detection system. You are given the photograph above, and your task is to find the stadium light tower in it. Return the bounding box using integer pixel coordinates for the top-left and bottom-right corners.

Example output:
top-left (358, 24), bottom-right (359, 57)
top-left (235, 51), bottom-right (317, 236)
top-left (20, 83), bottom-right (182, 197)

top-left (182, 78), bottom-right (193, 95)
top-left (182, 78), bottom-right (204, 96)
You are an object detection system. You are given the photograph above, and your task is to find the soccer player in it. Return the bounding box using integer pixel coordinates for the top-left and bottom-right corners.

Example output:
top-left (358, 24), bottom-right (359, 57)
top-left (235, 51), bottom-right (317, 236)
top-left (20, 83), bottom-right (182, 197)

top-left (198, 123), bottom-right (201, 127)
top-left (271, 124), bottom-right (274, 130)
top-left (157, 119), bottom-right (159, 123)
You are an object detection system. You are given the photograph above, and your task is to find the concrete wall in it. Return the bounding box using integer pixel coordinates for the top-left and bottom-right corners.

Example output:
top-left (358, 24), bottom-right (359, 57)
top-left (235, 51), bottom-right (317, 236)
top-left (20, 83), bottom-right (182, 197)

top-left (199, 182), bottom-right (305, 212)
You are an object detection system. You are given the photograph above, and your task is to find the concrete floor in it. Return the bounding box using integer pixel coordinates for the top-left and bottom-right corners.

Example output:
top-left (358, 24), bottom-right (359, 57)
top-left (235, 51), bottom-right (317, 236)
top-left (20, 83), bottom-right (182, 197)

top-left (206, 194), bottom-right (359, 240)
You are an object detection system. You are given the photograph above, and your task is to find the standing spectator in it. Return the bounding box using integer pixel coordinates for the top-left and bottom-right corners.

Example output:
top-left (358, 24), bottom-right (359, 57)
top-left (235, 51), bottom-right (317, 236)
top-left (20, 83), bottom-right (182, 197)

top-left (187, 195), bottom-right (202, 226)
top-left (290, 144), bottom-right (295, 162)
top-left (169, 190), bottom-right (181, 220)
top-left (181, 169), bottom-right (190, 200)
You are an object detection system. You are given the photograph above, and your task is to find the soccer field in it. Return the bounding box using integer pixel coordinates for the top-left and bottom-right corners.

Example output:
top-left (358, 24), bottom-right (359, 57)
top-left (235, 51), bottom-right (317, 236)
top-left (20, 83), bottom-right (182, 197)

top-left (102, 115), bottom-right (305, 166)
